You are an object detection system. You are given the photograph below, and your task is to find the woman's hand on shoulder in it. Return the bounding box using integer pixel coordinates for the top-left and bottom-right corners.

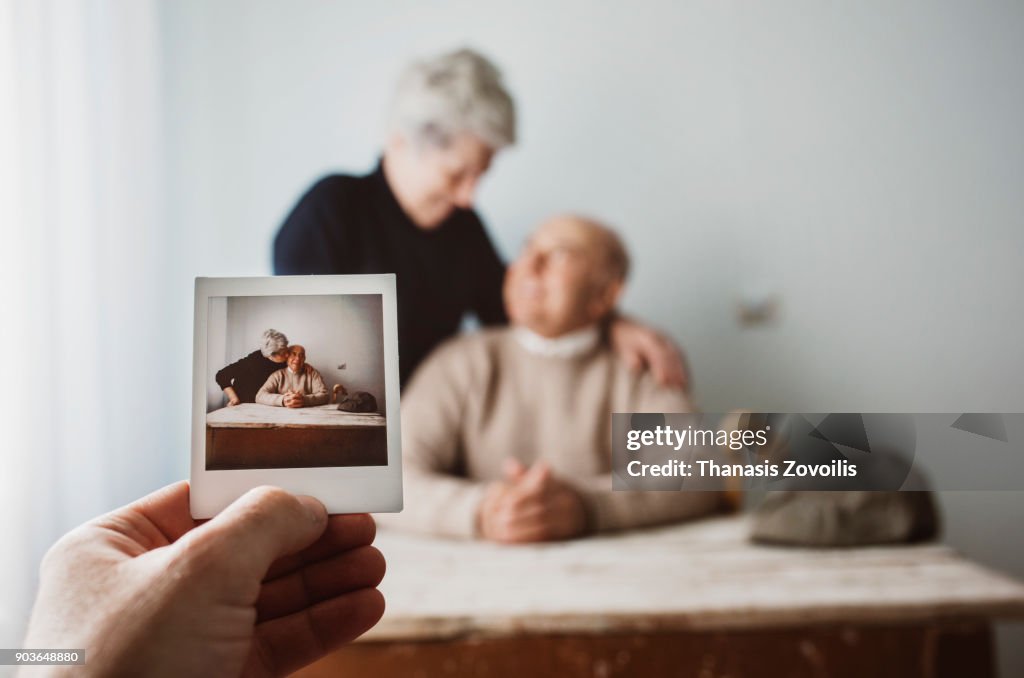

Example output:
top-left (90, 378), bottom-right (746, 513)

top-left (609, 315), bottom-right (689, 391)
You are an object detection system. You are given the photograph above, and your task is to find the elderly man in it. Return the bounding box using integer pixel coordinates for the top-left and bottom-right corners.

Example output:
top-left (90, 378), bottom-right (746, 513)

top-left (256, 345), bottom-right (329, 408)
top-left (381, 215), bottom-right (724, 543)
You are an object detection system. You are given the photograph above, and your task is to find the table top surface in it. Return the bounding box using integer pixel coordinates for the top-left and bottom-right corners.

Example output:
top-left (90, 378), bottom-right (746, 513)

top-left (366, 514), bottom-right (1024, 641)
top-left (206, 403), bottom-right (385, 429)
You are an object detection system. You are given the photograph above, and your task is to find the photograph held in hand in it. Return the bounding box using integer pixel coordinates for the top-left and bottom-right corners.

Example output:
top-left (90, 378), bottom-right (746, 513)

top-left (190, 274), bottom-right (403, 518)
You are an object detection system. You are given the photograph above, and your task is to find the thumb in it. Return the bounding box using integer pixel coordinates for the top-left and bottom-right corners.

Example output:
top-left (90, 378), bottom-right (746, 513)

top-left (178, 486), bottom-right (327, 582)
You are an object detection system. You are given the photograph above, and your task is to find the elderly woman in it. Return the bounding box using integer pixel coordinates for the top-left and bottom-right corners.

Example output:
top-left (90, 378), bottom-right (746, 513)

top-left (215, 328), bottom-right (290, 406)
top-left (274, 48), bottom-right (686, 387)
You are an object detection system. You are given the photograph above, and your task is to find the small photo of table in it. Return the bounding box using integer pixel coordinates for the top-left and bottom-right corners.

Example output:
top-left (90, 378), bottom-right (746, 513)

top-left (205, 403), bottom-right (386, 470)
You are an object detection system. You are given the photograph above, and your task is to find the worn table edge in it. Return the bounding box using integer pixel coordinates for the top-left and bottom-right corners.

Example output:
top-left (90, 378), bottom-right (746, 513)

top-left (357, 602), bottom-right (1024, 643)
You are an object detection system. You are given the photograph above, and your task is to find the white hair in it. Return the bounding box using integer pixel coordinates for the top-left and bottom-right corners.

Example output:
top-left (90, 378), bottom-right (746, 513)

top-left (260, 328), bottom-right (288, 358)
top-left (389, 48), bottom-right (516, 151)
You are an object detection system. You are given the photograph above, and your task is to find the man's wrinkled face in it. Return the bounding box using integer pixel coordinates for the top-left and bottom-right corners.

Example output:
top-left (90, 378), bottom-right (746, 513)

top-left (287, 345), bottom-right (306, 372)
top-left (503, 216), bottom-right (621, 338)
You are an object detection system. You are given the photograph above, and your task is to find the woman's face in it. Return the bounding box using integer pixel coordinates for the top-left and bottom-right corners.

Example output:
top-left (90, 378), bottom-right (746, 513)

top-left (385, 132), bottom-right (495, 229)
top-left (270, 348), bottom-right (290, 363)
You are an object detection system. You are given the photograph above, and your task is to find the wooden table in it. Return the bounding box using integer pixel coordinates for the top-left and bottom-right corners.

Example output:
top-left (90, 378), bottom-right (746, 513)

top-left (295, 515), bottom-right (1024, 678)
top-left (205, 403), bottom-right (386, 469)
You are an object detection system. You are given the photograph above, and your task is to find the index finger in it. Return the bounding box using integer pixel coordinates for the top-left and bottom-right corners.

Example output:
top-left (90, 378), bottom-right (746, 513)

top-left (264, 513), bottom-right (377, 581)
top-left (501, 479), bottom-right (547, 512)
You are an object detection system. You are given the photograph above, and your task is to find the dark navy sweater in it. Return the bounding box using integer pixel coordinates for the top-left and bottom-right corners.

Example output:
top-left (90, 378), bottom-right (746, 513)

top-left (215, 350), bottom-right (284, 404)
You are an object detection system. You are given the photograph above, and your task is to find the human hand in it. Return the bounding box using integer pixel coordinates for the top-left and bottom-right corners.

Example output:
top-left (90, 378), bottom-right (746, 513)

top-left (609, 315), bottom-right (689, 390)
top-left (225, 387), bottom-right (241, 407)
top-left (477, 460), bottom-right (587, 543)
top-left (284, 392), bottom-right (304, 408)
top-left (21, 482), bottom-right (385, 678)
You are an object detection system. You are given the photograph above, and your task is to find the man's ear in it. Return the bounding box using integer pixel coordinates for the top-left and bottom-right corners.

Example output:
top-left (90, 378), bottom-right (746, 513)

top-left (589, 278), bottom-right (624, 321)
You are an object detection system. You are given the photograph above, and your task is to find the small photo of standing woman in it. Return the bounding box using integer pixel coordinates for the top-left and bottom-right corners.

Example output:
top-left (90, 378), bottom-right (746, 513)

top-left (215, 328), bottom-right (290, 406)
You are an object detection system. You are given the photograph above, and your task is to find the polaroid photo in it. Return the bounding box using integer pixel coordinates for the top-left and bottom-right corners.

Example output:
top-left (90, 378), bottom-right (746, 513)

top-left (190, 274), bottom-right (402, 518)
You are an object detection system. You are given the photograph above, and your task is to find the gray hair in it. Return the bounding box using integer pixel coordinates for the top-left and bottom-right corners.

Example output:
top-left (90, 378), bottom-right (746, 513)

top-left (260, 328), bottom-right (288, 358)
top-left (389, 48), bottom-right (517, 151)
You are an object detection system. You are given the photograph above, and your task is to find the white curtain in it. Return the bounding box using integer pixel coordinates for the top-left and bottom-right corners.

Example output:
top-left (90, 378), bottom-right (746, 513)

top-left (0, 0), bottom-right (176, 649)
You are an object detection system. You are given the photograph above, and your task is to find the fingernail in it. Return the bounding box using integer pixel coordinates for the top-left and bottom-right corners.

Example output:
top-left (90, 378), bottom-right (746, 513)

top-left (297, 495), bottom-right (327, 524)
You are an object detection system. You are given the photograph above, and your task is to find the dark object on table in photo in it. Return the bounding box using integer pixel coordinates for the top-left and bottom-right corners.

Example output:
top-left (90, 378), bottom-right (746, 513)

top-left (338, 391), bottom-right (379, 413)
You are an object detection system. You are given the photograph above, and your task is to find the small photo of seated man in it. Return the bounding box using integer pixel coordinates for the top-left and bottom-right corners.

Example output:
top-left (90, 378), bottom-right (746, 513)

top-left (255, 344), bottom-right (329, 408)
top-left (378, 214), bottom-right (726, 543)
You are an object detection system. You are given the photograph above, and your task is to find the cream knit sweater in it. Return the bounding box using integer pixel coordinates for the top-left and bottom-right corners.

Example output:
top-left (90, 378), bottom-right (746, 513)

top-left (379, 327), bottom-right (724, 539)
top-left (255, 366), bottom-right (329, 407)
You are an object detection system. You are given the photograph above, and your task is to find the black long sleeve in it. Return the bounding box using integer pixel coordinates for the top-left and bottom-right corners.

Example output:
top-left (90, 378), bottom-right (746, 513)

top-left (469, 226), bottom-right (508, 327)
top-left (214, 350), bottom-right (284, 404)
top-left (274, 177), bottom-right (352, 275)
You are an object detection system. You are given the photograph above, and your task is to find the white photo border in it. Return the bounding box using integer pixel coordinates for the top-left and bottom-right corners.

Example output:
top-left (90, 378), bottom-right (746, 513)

top-left (190, 274), bottom-right (403, 518)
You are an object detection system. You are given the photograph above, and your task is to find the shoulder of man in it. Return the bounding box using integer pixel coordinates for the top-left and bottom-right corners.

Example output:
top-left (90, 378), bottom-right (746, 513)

top-left (257, 367), bottom-right (285, 391)
top-left (604, 348), bottom-right (694, 414)
top-left (406, 328), bottom-right (510, 390)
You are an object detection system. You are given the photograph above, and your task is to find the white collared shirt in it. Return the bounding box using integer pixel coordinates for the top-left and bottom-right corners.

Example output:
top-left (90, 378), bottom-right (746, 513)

top-left (512, 324), bottom-right (601, 358)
